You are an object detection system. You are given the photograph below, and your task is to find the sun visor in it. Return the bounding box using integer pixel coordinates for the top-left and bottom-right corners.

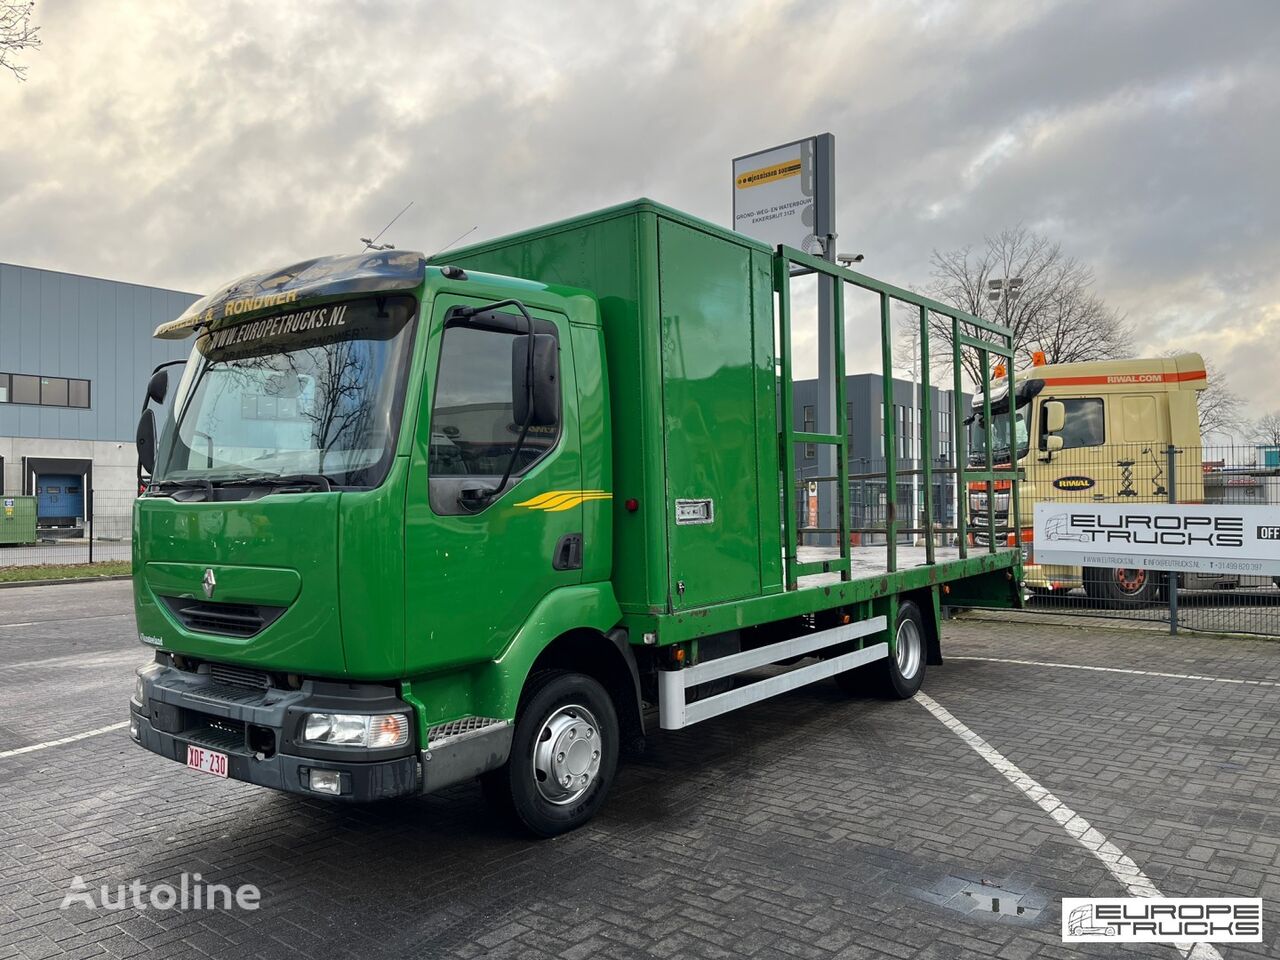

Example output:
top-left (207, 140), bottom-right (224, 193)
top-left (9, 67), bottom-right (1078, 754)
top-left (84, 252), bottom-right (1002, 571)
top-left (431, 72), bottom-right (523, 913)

top-left (154, 250), bottom-right (426, 339)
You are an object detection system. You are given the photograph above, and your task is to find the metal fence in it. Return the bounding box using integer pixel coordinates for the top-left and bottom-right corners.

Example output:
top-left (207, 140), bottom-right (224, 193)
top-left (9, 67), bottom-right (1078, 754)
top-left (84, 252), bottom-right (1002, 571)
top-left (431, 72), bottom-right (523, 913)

top-left (796, 456), bottom-right (964, 545)
top-left (1014, 444), bottom-right (1280, 637)
top-left (0, 491), bottom-right (134, 578)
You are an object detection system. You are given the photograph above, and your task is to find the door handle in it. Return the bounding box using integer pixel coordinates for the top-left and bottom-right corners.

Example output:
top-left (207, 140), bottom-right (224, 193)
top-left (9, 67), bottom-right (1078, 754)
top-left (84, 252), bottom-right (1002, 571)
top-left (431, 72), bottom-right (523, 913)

top-left (553, 533), bottom-right (583, 571)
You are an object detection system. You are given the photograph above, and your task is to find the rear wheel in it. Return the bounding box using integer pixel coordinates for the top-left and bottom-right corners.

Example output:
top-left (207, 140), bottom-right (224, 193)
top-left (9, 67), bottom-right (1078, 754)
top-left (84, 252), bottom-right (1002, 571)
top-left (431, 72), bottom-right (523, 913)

top-left (482, 670), bottom-right (619, 838)
top-left (1085, 566), bottom-right (1162, 607)
top-left (835, 601), bottom-right (927, 699)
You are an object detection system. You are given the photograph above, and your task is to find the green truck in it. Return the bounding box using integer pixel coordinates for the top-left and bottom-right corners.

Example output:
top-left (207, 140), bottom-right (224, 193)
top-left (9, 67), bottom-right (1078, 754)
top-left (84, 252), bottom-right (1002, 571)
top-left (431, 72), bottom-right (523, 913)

top-left (130, 200), bottom-right (1021, 835)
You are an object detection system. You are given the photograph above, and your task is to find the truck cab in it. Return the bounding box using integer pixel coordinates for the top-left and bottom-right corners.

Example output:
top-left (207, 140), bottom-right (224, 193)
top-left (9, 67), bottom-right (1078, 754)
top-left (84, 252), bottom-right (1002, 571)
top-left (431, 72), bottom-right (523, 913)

top-left (968, 353), bottom-right (1208, 603)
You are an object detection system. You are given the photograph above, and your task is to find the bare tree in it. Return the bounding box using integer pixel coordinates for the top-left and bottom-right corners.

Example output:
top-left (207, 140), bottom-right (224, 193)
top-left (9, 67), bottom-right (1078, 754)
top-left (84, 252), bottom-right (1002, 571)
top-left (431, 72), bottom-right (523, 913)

top-left (927, 225), bottom-right (1131, 384)
top-left (1250, 411), bottom-right (1280, 448)
top-left (1, 2), bottom-right (40, 81)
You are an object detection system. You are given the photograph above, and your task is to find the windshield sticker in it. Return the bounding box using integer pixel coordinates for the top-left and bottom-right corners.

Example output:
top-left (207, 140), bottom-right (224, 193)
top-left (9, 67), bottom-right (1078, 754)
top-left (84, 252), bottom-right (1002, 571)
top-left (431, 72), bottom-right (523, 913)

top-left (206, 304), bottom-right (351, 352)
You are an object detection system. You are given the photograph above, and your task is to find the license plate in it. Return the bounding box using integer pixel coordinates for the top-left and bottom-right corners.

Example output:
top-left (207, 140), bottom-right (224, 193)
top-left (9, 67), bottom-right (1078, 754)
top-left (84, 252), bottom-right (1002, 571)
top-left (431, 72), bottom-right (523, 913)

top-left (186, 745), bottom-right (229, 778)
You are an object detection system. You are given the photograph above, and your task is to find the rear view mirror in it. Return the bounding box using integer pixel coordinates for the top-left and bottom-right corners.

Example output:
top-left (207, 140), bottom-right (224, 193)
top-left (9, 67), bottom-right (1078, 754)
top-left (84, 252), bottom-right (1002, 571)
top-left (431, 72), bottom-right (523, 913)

top-left (512, 334), bottom-right (559, 427)
top-left (136, 409), bottom-right (157, 475)
top-left (1044, 400), bottom-right (1065, 434)
top-left (1044, 435), bottom-right (1064, 453)
top-left (146, 369), bottom-right (170, 406)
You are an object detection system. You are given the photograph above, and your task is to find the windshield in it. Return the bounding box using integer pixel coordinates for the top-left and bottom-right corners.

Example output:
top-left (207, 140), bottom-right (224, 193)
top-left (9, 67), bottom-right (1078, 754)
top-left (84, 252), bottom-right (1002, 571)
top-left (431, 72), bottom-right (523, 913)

top-left (969, 403), bottom-right (1029, 464)
top-left (155, 295), bottom-right (417, 487)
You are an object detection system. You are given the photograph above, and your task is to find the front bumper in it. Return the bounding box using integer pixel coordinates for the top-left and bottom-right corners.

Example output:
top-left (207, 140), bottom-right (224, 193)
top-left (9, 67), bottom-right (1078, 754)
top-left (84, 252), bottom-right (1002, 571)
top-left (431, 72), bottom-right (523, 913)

top-left (130, 662), bottom-right (419, 801)
top-left (130, 659), bottom-right (515, 801)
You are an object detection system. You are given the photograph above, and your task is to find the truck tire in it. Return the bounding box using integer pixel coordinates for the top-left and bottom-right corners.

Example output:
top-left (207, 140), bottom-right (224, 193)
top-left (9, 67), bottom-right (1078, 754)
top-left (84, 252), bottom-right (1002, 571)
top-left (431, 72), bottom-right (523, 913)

top-left (1085, 566), bottom-right (1162, 607)
top-left (835, 601), bottom-right (927, 699)
top-left (483, 669), bottom-right (619, 838)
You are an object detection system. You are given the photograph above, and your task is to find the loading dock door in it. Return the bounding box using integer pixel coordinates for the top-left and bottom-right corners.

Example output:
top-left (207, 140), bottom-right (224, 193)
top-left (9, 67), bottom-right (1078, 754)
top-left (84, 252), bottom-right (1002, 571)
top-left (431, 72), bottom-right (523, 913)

top-left (36, 474), bottom-right (83, 526)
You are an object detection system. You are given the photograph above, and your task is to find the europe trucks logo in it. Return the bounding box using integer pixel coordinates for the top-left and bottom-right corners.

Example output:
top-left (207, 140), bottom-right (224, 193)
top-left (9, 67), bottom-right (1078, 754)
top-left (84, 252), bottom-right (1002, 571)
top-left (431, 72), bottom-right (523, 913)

top-left (515, 490), bottom-right (612, 512)
top-left (1061, 898), bottom-right (1261, 943)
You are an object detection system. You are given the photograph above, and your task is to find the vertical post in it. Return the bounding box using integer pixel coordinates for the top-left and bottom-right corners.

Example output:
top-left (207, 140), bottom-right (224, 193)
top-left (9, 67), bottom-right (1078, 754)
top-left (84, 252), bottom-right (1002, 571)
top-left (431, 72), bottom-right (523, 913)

top-left (832, 276), bottom-right (851, 578)
top-left (1167, 443), bottom-right (1178, 635)
top-left (918, 305), bottom-right (935, 565)
top-left (88, 488), bottom-right (94, 564)
top-left (1006, 335), bottom-right (1020, 557)
top-left (812, 134), bottom-right (837, 548)
top-left (880, 293), bottom-right (897, 573)
top-left (979, 350), bottom-right (995, 553)
top-left (776, 257), bottom-right (799, 589)
top-left (952, 317), bottom-right (968, 560)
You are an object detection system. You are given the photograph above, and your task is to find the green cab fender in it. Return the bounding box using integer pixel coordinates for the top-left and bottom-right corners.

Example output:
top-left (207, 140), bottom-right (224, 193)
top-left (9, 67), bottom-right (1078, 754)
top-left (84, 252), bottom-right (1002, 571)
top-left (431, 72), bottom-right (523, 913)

top-left (400, 583), bottom-right (625, 743)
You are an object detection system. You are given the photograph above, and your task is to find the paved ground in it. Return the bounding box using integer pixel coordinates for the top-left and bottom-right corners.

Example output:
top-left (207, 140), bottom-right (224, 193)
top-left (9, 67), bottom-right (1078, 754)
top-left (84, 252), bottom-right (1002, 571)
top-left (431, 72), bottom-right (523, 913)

top-left (1, 580), bottom-right (1277, 959)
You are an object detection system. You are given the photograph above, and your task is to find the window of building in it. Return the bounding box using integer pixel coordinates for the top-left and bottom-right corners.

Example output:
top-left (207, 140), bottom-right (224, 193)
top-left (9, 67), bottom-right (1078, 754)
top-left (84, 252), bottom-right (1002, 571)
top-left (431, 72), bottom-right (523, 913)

top-left (11, 375), bottom-right (39, 405)
top-left (0, 372), bottom-right (91, 408)
top-left (41, 377), bottom-right (68, 406)
top-left (1040, 397), bottom-right (1106, 450)
top-left (802, 404), bottom-right (816, 459)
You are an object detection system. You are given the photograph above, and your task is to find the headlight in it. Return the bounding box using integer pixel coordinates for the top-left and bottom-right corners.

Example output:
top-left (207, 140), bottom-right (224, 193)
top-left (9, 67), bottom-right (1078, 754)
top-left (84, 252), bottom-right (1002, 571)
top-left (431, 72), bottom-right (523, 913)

top-left (303, 713), bottom-right (409, 748)
top-left (133, 662), bottom-right (160, 705)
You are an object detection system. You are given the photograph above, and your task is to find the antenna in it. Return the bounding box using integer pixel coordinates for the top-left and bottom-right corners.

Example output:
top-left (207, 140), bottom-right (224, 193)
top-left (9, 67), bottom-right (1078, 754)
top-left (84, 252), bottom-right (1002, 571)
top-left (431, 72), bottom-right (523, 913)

top-left (360, 201), bottom-right (414, 252)
top-left (429, 225), bottom-right (478, 260)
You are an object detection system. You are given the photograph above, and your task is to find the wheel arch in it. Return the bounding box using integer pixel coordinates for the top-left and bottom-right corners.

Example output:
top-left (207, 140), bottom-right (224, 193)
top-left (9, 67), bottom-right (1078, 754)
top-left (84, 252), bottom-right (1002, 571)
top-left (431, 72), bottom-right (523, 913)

top-left (401, 584), bottom-right (626, 744)
top-left (528, 628), bottom-right (645, 752)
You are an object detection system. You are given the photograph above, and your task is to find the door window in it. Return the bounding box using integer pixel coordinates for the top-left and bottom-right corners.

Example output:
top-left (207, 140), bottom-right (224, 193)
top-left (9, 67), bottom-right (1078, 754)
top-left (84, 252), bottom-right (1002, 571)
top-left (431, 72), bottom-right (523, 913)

top-left (428, 310), bottom-right (561, 511)
top-left (1040, 397), bottom-right (1105, 450)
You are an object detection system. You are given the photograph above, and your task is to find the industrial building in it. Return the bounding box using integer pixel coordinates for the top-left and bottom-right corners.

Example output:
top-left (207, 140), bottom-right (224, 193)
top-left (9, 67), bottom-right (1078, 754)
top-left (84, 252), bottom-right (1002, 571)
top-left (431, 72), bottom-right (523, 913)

top-left (0, 262), bottom-right (197, 534)
top-left (792, 374), bottom-right (970, 536)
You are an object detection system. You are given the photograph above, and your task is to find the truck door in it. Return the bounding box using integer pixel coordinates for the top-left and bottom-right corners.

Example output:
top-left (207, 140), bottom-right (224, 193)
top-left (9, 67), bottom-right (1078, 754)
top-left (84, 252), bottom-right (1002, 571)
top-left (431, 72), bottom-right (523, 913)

top-left (1039, 396), bottom-right (1108, 497)
top-left (404, 294), bottom-right (586, 672)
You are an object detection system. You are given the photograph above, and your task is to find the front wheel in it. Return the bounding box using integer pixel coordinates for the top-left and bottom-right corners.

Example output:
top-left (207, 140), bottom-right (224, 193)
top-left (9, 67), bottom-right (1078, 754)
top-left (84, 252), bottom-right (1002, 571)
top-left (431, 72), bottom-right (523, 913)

top-left (482, 670), bottom-right (619, 838)
top-left (835, 601), bottom-right (927, 699)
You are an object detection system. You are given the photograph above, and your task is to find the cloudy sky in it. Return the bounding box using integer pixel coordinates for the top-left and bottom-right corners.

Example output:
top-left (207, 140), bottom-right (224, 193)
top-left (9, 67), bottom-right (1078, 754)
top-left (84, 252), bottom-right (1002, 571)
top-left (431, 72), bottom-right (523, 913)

top-left (2, 0), bottom-right (1277, 427)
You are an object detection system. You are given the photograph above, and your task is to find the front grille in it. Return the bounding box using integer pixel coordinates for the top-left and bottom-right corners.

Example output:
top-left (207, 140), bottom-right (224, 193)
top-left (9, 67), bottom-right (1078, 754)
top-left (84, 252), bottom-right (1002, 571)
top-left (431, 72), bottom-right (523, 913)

top-left (208, 662), bottom-right (271, 689)
top-left (160, 596), bottom-right (285, 638)
top-left (185, 718), bottom-right (247, 754)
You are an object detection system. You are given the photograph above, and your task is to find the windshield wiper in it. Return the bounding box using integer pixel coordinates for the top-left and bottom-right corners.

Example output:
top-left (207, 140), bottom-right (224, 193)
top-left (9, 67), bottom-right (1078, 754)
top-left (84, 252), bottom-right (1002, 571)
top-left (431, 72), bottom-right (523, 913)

top-left (215, 473), bottom-right (333, 492)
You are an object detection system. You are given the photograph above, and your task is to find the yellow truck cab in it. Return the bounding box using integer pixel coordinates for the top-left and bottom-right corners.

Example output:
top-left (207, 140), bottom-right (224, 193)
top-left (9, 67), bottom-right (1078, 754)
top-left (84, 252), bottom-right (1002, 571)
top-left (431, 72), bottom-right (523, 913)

top-left (968, 353), bottom-right (1209, 604)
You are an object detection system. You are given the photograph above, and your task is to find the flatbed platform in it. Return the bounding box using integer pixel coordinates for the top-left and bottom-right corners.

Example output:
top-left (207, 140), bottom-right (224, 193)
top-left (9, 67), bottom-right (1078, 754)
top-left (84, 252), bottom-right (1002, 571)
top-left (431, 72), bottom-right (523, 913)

top-left (797, 544), bottom-right (965, 587)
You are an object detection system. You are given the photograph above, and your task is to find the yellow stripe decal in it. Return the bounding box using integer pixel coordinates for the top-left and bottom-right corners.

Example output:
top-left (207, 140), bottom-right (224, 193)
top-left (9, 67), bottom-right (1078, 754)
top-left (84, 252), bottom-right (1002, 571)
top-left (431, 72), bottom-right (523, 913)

top-left (514, 490), bottom-right (612, 511)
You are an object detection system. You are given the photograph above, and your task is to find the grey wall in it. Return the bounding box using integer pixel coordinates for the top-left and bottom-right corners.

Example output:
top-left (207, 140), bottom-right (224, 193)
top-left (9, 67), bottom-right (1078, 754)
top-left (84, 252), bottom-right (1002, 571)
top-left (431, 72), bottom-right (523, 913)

top-left (0, 263), bottom-right (198, 443)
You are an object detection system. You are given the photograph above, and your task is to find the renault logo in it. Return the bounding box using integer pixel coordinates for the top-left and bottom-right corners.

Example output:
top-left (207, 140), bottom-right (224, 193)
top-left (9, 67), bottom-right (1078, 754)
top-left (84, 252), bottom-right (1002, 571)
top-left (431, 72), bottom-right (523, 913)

top-left (202, 568), bottom-right (217, 599)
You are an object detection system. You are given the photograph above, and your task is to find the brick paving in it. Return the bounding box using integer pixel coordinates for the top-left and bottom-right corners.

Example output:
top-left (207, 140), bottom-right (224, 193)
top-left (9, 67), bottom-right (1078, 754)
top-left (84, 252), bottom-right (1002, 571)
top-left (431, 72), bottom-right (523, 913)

top-left (0, 581), bottom-right (1276, 959)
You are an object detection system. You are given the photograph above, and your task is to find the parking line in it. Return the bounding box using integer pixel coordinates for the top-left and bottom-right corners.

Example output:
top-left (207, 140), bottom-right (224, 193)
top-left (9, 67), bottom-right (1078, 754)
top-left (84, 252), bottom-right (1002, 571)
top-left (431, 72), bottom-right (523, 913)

top-left (916, 692), bottom-right (1222, 960)
top-left (948, 655), bottom-right (1279, 687)
top-left (0, 721), bottom-right (129, 759)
